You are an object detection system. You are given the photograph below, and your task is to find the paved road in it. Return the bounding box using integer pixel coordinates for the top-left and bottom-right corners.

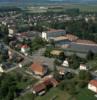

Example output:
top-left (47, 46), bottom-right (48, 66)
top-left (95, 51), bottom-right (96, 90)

top-left (1, 43), bottom-right (32, 72)
top-left (64, 67), bottom-right (79, 75)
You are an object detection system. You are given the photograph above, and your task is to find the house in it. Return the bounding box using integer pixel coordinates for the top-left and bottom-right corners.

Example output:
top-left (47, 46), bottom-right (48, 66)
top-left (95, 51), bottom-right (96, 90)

top-left (0, 64), bottom-right (4, 73)
top-left (62, 59), bottom-right (69, 67)
top-left (42, 29), bottom-right (66, 41)
top-left (21, 45), bottom-right (30, 56)
top-left (32, 76), bottom-right (58, 95)
top-left (8, 27), bottom-right (17, 37)
top-left (0, 63), bottom-right (13, 73)
top-left (58, 67), bottom-right (65, 75)
top-left (31, 63), bottom-right (48, 76)
top-left (88, 80), bottom-right (97, 93)
top-left (43, 77), bottom-right (58, 87)
top-left (79, 64), bottom-right (88, 70)
top-left (32, 83), bottom-right (46, 96)
top-left (8, 49), bottom-right (13, 60)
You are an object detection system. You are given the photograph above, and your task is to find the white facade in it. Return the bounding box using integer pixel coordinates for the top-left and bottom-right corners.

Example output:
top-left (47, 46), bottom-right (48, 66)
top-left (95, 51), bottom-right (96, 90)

top-left (8, 28), bottom-right (14, 34)
top-left (42, 32), bottom-right (47, 40)
top-left (2, 21), bottom-right (7, 25)
top-left (42, 30), bottom-right (66, 41)
top-left (62, 60), bottom-right (69, 67)
top-left (18, 63), bottom-right (23, 68)
top-left (0, 64), bottom-right (4, 73)
top-left (8, 28), bottom-right (16, 37)
top-left (21, 46), bottom-right (30, 56)
top-left (79, 64), bottom-right (87, 70)
top-left (88, 83), bottom-right (97, 93)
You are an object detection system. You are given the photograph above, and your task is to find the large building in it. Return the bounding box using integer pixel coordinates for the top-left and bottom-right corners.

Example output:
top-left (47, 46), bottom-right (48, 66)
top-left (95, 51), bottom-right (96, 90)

top-left (42, 29), bottom-right (66, 41)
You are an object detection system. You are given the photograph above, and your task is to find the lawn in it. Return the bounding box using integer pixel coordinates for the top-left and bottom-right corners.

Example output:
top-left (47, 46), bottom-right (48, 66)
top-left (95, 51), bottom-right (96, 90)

top-left (76, 88), bottom-right (97, 100)
top-left (86, 60), bottom-right (97, 70)
top-left (17, 86), bottom-right (97, 100)
top-left (35, 87), bottom-right (75, 100)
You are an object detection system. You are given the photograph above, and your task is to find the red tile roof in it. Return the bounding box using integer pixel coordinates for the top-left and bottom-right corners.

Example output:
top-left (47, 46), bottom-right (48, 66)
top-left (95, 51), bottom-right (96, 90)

top-left (43, 77), bottom-right (58, 87)
top-left (89, 80), bottom-right (97, 87)
top-left (21, 45), bottom-right (29, 48)
top-left (33, 83), bottom-right (46, 93)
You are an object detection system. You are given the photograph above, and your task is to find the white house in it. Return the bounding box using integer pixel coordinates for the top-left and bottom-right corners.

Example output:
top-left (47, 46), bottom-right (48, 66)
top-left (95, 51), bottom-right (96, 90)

top-left (8, 49), bottom-right (13, 60)
top-left (42, 29), bottom-right (66, 41)
top-left (79, 64), bottom-right (88, 70)
top-left (2, 21), bottom-right (7, 26)
top-left (88, 80), bottom-right (97, 93)
top-left (8, 27), bottom-right (16, 37)
top-left (0, 64), bottom-right (4, 73)
top-left (62, 59), bottom-right (69, 67)
top-left (21, 45), bottom-right (30, 56)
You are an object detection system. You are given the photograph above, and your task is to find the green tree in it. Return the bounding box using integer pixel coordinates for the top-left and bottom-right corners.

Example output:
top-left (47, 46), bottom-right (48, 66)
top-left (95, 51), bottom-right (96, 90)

top-left (86, 50), bottom-right (94, 60)
top-left (69, 54), bottom-right (80, 69)
top-left (79, 70), bottom-right (92, 81)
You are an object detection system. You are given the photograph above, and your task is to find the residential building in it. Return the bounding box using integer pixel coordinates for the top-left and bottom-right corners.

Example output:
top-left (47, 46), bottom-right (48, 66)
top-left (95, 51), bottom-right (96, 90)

top-left (0, 64), bottom-right (4, 73)
top-left (79, 64), bottom-right (88, 70)
top-left (58, 67), bottom-right (65, 75)
top-left (32, 83), bottom-right (46, 96)
top-left (8, 27), bottom-right (17, 37)
top-left (8, 49), bottom-right (13, 60)
top-left (62, 59), bottom-right (69, 67)
top-left (0, 63), bottom-right (13, 73)
top-left (88, 80), bottom-right (97, 93)
top-left (32, 76), bottom-right (58, 95)
top-left (21, 45), bottom-right (30, 56)
top-left (31, 63), bottom-right (48, 76)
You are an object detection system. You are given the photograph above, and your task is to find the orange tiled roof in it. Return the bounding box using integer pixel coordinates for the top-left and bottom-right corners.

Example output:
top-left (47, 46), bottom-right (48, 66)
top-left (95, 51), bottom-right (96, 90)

top-left (31, 63), bottom-right (44, 73)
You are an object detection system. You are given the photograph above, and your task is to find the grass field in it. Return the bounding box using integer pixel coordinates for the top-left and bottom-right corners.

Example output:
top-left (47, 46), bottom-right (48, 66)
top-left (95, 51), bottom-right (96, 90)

top-left (35, 87), bottom-right (72, 100)
top-left (76, 88), bottom-right (97, 100)
top-left (24, 4), bottom-right (97, 13)
top-left (18, 86), bottom-right (97, 100)
top-left (62, 4), bottom-right (97, 12)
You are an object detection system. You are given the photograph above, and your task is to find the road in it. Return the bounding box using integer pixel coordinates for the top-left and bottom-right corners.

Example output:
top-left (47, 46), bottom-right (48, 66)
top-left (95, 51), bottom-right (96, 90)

top-left (1, 42), bottom-right (32, 73)
top-left (64, 67), bottom-right (79, 75)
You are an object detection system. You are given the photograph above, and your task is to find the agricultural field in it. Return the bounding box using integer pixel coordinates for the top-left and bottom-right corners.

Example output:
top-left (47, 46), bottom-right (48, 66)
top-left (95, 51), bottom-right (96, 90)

top-left (24, 4), bottom-right (97, 13)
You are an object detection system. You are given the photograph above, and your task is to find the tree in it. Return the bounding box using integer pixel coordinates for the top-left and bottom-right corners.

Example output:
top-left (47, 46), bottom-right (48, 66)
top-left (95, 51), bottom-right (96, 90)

top-left (54, 59), bottom-right (61, 66)
top-left (69, 54), bottom-right (80, 69)
top-left (50, 39), bottom-right (55, 47)
top-left (79, 70), bottom-right (92, 81)
top-left (53, 65), bottom-right (61, 81)
top-left (58, 52), bottom-right (66, 61)
top-left (86, 50), bottom-right (94, 60)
